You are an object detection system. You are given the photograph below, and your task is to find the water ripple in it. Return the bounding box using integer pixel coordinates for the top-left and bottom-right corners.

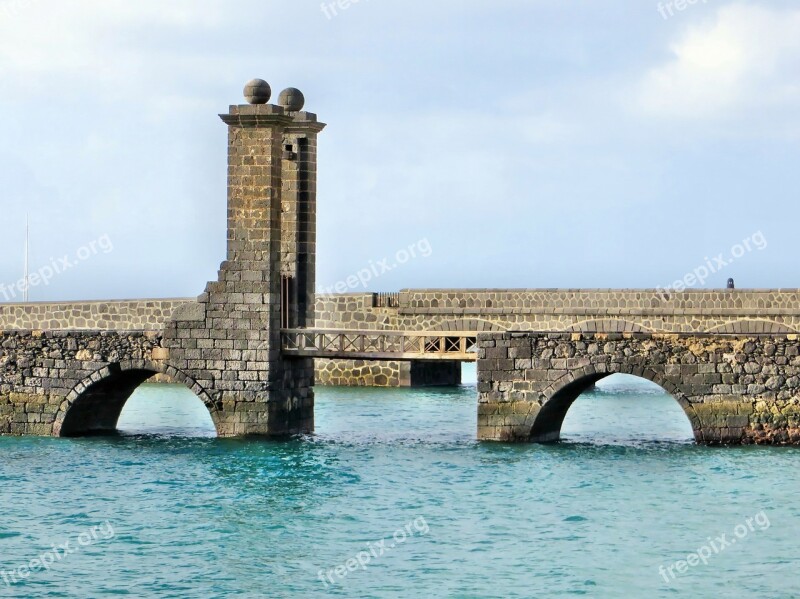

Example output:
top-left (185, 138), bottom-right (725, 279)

top-left (0, 380), bottom-right (797, 597)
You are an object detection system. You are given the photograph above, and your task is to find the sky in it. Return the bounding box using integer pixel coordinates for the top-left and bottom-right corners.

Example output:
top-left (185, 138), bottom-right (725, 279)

top-left (0, 0), bottom-right (798, 302)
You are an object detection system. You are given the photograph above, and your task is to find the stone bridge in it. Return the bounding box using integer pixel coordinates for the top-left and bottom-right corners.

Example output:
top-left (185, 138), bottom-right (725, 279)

top-left (312, 289), bottom-right (800, 386)
top-left (2, 78), bottom-right (800, 444)
top-left (476, 331), bottom-right (800, 445)
top-left (1, 329), bottom-right (184, 436)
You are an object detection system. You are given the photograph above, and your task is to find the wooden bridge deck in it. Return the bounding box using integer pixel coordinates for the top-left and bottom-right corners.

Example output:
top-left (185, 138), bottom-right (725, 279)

top-left (280, 329), bottom-right (478, 361)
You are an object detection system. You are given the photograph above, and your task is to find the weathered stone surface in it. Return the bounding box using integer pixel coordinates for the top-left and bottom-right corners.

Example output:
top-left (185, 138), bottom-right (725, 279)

top-left (477, 332), bottom-right (800, 445)
top-left (0, 300), bottom-right (191, 331)
top-left (170, 301), bottom-right (205, 322)
top-left (315, 359), bottom-right (402, 387)
top-left (0, 330), bottom-right (179, 436)
top-left (314, 359), bottom-right (461, 387)
top-left (315, 290), bottom-right (800, 337)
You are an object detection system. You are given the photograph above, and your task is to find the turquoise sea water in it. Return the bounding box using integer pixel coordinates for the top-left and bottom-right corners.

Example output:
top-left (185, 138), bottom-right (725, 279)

top-left (1, 370), bottom-right (798, 598)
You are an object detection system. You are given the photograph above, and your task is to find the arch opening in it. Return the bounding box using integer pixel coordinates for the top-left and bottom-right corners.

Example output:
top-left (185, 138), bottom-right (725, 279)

top-left (118, 382), bottom-right (217, 438)
top-left (57, 367), bottom-right (218, 438)
top-left (531, 373), bottom-right (696, 446)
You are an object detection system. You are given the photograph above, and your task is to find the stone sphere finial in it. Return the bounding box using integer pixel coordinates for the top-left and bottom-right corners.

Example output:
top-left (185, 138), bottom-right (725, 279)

top-left (243, 79), bottom-right (271, 104)
top-left (278, 87), bottom-right (305, 112)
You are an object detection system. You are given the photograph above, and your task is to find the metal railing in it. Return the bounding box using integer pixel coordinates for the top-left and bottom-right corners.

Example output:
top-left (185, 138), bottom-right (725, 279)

top-left (372, 292), bottom-right (400, 308)
top-left (281, 328), bottom-right (478, 361)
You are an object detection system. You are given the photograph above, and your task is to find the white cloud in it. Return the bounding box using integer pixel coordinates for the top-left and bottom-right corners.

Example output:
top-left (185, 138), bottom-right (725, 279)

top-left (0, 1), bottom-right (225, 75)
top-left (637, 4), bottom-right (800, 123)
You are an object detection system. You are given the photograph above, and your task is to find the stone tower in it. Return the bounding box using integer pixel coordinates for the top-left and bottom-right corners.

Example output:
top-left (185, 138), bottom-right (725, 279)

top-left (164, 79), bottom-right (325, 437)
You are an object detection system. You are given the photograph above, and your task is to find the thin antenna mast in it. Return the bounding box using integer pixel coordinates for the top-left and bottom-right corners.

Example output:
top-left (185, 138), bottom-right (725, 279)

top-left (23, 215), bottom-right (29, 302)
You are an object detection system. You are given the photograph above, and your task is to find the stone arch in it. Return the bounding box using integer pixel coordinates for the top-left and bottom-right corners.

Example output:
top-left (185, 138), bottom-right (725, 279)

top-left (529, 362), bottom-right (699, 443)
top-left (429, 318), bottom-right (506, 333)
top-left (53, 360), bottom-right (219, 437)
top-left (704, 320), bottom-right (797, 335)
top-left (566, 319), bottom-right (653, 334)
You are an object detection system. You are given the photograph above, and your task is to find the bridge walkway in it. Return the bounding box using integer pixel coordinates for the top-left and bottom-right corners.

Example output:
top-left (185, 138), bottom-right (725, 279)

top-left (280, 329), bottom-right (478, 361)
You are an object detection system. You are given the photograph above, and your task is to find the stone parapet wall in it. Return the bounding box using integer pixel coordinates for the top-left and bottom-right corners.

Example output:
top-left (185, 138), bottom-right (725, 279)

top-left (315, 293), bottom-right (396, 329)
top-left (477, 331), bottom-right (800, 445)
top-left (314, 290), bottom-right (800, 335)
top-left (397, 289), bottom-right (800, 332)
top-left (6, 289), bottom-right (797, 337)
top-left (399, 289), bottom-right (800, 314)
top-left (0, 299), bottom-right (193, 332)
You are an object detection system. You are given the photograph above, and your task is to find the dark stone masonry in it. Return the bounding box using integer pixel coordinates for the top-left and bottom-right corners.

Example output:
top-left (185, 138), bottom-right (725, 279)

top-left (315, 358), bottom-right (460, 387)
top-left (0, 300), bottom-right (188, 331)
top-left (0, 79), bottom-right (324, 438)
top-left (477, 332), bottom-right (800, 444)
top-left (1, 330), bottom-right (176, 436)
top-left (2, 80), bottom-right (800, 444)
top-left (312, 289), bottom-right (800, 386)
